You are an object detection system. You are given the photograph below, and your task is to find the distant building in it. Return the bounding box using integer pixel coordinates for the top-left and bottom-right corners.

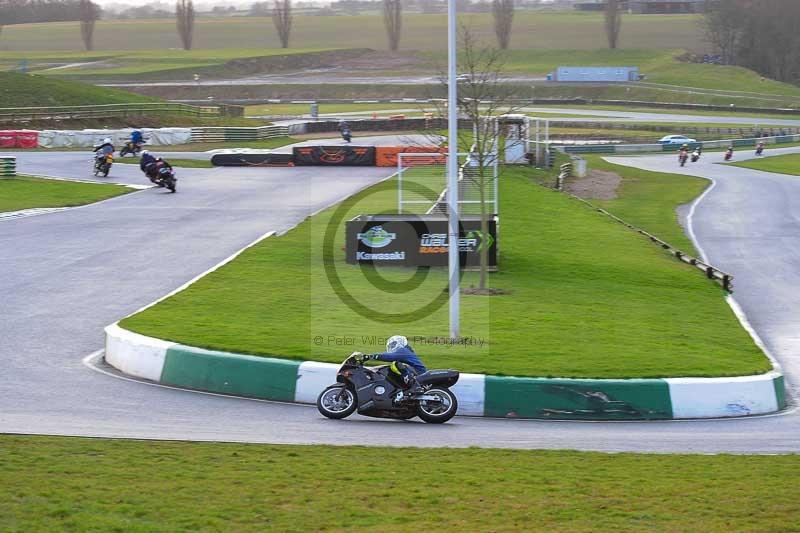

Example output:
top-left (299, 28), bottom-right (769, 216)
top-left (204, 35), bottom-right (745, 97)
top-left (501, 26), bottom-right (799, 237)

top-left (574, 0), bottom-right (705, 12)
top-left (629, 0), bottom-right (705, 13)
top-left (548, 66), bottom-right (641, 83)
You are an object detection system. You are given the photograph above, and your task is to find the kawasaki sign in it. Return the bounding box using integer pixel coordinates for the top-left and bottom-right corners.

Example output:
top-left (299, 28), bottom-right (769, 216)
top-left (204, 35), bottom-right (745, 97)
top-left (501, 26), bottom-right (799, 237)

top-left (346, 214), bottom-right (498, 267)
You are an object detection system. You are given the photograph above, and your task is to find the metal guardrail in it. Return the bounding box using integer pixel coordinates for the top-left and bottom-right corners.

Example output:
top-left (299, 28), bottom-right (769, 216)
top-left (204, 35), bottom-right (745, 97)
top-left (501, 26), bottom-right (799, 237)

top-left (569, 194), bottom-right (733, 291)
top-left (1, 156), bottom-right (16, 177)
top-left (556, 162), bottom-right (572, 191)
top-left (0, 103), bottom-right (221, 123)
top-left (189, 125), bottom-right (289, 143)
top-left (559, 133), bottom-right (800, 154)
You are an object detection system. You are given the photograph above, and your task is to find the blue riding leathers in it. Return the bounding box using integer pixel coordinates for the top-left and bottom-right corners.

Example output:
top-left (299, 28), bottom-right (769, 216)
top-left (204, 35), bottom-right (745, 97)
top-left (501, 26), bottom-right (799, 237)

top-left (372, 345), bottom-right (427, 374)
top-left (131, 130), bottom-right (144, 145)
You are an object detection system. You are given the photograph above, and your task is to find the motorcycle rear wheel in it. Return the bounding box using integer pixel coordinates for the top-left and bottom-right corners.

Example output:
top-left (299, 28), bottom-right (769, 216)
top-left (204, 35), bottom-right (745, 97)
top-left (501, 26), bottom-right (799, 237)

top-left (166, 176), bottom-right (176, 193)
top-left (317, 385), bottom-right (356, 419)
top-left (416, 387), bottom-right (458, 424)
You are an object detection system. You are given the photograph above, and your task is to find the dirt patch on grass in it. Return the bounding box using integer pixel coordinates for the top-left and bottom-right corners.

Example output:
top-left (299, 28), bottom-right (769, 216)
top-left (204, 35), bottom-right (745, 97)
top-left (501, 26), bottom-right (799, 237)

top-left (334, 51), bottom-right (427, 72)
top-left (565, 169), bottom-right (622, 200)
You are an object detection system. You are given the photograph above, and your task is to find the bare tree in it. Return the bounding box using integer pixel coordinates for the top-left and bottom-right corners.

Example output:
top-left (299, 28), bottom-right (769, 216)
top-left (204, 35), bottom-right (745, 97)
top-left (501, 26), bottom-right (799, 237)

top-left (176, 0), bottom-right (195, 51)
top-left (429, 27), bottom-right (522, 291)
top-left (79, 0), bottom-right (98, 51)
top-left (701, 0), bottom-right (744, 65)
top-left (383, 0), bottom-right (402, 52)
top-left (604, 0), bottom-right (621, 50)
top-left (272, 0), bottom-right (292, 49)
top-left (491, 0), bottom-right (514, 50)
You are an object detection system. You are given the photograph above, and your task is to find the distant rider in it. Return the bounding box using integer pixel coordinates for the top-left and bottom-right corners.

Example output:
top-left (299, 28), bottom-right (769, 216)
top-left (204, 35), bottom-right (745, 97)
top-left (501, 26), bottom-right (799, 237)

top-left (356, 335), bottom-right (427, 394)
top-left (131, 129), bottom-right (144, 149)
top-left (756, 142), bottom-right (765, 156)
top-left (93, 137), bottom-right (114, 157)
top-left (93, 137), bottom-right (115, 168)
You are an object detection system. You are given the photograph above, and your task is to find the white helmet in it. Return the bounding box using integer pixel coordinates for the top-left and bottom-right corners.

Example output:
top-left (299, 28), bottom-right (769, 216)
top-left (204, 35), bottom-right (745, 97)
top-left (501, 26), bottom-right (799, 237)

top-left (103, 137), bottom-right (111, 144)
top-left (141, 150), bottom-right (149, 156)
top-left (386, 335), bottom-right (408, 353)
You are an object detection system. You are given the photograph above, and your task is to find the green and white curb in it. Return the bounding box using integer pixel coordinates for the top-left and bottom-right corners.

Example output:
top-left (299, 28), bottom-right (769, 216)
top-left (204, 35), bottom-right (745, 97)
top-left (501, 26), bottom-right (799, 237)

top-left (105, 323), bottom-right (786, 421)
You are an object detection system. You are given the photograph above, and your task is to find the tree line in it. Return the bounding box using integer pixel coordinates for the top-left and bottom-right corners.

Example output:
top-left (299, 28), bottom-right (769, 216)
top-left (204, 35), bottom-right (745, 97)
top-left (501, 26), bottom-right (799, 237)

top-left (702, 0), bottom-right (800, 85)
top-left (0, 0), bottom-right (100, 25)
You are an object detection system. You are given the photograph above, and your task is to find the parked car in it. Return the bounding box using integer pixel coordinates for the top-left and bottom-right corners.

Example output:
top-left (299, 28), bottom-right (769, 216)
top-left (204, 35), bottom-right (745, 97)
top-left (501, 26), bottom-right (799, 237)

top-left (659, 135), bottom-right (697, 145)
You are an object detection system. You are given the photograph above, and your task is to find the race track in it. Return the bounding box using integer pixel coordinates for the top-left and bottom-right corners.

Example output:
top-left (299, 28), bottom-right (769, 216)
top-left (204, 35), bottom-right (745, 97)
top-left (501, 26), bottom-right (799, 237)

top-left (2, 144), bottom-right (799, 453)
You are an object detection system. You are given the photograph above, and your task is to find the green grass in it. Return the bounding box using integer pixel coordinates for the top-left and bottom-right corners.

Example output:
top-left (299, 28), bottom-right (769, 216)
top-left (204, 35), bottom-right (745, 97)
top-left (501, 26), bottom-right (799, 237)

top-left (0, 71), bottom-right (157, 107)
top-left (0, 13), bottom-right (704, 52)
top-left (583, 156), bottom-right (705, 252)
top-left (2, 435), bottom-right (800, 531)
top-left (0, 175), bottom-right (130, 213)
top-left (115, 157), bottom-right (213, 168)
top-left (121, 164), bottom-right (767, 378)
top-left (729, 153), bottom-right (800, 176)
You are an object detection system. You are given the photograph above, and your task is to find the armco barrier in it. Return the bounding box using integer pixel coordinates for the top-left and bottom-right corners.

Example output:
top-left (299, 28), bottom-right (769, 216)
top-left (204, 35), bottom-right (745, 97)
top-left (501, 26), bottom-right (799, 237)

top-left (190, 125), bottom-right (288, 143)
top-left (0, 102), bottom-right (220, 123)
top-left (105, 323), bottom-right (786, 420)
top-left (0, 156), bottom-right (16, 177)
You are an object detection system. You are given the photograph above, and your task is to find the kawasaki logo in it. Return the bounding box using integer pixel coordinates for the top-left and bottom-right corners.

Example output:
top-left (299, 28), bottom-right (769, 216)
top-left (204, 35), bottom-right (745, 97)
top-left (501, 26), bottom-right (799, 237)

top-left (357, 226), bottom-right (397, 248)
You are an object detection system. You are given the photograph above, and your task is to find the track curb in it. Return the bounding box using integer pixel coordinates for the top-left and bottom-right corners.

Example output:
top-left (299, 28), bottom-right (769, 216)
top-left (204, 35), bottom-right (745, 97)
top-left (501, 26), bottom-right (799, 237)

top-left (104, 323), bottom-right (786, 421)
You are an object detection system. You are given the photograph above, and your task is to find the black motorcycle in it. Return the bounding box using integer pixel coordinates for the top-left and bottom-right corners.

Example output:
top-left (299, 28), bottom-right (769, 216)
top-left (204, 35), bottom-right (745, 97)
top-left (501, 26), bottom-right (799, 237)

top-left (120, 141), bottom-right (143, 157)
top-left (341, 128), bottom-right (352, 143)
top-left (316, 353), bottom-right (459, 424)
top-left (150, 165), bottom-right (177, 193)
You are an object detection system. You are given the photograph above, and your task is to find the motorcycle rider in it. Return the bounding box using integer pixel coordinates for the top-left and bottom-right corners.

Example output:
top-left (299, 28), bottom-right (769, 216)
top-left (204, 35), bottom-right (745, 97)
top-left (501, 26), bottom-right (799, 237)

top-left (93, 137), bottom-right (115, 169)
top-left (725, 146), bottom-right (734, 160)
top-left (756, 141), bottom-right (765, 156)
top-left (339, 120), bottom-right (352, 143)
top-left (130, 129), bottom-right (144, 150)
top-left (678, 144), bottom-right (689, 165)
top-left (691, 147), bottom-right (701, 162)
top-left (139, 151), bottom-right (173, 184)
top-left (356, 335), bottom-right (427, 393)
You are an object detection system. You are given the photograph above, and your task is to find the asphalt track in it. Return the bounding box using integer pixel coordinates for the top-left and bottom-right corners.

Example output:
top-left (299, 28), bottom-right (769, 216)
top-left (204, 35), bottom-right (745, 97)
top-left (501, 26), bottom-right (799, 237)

top-left (2, 143), bottom-right (800, 453)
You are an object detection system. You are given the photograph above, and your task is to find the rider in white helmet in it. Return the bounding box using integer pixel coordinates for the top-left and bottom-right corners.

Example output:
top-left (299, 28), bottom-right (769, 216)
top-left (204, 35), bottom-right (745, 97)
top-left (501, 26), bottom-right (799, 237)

top-left (93, 137), bottom-right (115, 156)
top-left (358, 335), bottom-right (427, 393)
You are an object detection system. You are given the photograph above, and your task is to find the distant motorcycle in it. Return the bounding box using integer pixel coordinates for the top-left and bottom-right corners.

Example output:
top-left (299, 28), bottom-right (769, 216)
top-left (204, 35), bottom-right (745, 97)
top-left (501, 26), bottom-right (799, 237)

top-left (691, 150), bottom-right (701, 163)
top-left (93, 153), bottom-right (113, 177)
top-left (724, 148), bottom-right (734, 161)
top-left (679, 151), bottom-right (688, 167)
top-left (317, 352), bottom-right (459, 424)
top-left (755, 143), bottom-right (765, 156)
top-left (341, 128), bottom-right (352, 143)
top-left (120, 141), bottom-right (143, 157)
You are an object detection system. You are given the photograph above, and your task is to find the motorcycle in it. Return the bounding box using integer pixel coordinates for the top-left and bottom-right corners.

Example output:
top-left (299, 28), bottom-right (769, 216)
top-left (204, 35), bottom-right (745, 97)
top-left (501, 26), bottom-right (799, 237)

top-left (678, 152), bottom-right (688, 167)
top-left (755, 145), bottom-right (765, 156)
top-left (150, 165), bottom-right (177, 193)
top-left (341, 128), bottom-right (352, 143)
top-left (93, 153), bottom-right (113, 177)
top-left (724, 149), bottom-right (734, 161)
top-left (317, 352), bottom-right (460, 424)
top-left (120, 141), bottom-right (143, 157)
top-left (691, 151), bottom-right (701, 163)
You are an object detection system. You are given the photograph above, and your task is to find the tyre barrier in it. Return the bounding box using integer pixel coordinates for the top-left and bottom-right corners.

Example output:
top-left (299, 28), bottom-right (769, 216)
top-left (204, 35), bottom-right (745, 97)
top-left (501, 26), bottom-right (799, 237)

top-left (1, 156), bottom-right (16, 177)
top-left (210, 152), bottom-right (294, 167)
top-left (105, 323), bottom-right (786, 421)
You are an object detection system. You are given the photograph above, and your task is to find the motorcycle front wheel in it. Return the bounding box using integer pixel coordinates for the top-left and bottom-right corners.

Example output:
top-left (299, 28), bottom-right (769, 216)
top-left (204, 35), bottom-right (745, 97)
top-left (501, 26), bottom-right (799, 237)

top-left (416, 387), bottom-right (458, 424)
top-left (317, 385), bottom-right (356, 419)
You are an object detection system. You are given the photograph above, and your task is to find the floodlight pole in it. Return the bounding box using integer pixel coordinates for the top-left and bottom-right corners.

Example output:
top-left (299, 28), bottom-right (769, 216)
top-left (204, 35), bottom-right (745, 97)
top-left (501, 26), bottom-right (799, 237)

top-left (447, 0), bottom-right (460, 339)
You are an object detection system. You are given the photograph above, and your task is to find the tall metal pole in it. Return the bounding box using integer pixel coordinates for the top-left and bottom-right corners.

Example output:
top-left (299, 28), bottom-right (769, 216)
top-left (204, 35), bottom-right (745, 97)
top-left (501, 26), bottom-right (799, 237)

top-left (447, 0), bottom-right (460, 339)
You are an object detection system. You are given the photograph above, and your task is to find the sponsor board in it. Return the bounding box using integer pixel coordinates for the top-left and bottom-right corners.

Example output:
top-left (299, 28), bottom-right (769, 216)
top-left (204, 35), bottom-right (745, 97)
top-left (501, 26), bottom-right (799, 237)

top-left (293, 146), bottom-right (376, 166)
top-left (210, 152), bottom-right (294, 167)
top-left (346, 215), bottom-right (498, 267)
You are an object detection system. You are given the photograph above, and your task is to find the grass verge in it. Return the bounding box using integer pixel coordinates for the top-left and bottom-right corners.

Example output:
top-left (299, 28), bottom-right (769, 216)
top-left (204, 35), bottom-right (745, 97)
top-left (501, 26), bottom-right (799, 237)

top-left (0, 175), bottom-right (130, 213)
top-left (729, 153), bottom-right (800, 176)
top-left (0, 71), bottom-right (157, 107)
top-left (121, 163), bottom-right (767, 378)
top-left (2, 435), bottom-right (800, 531)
